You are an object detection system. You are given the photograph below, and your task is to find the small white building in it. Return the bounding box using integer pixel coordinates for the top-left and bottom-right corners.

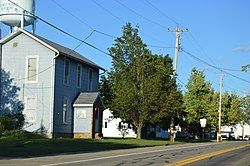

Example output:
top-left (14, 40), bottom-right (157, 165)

top-left (102, 109), bottom-right (136, 138)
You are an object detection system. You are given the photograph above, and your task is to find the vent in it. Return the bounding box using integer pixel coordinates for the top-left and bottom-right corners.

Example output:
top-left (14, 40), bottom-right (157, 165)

top-left (13, 42), bottom-right (18, 47)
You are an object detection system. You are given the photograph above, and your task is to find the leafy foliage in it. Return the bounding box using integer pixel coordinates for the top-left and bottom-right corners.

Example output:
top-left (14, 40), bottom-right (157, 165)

top-left (0, 69), bottom-right (25, 136)
top-left (242, 64), bottom-right (250, 72)
top-left (184, 68), bottom-right (248, 137)
top-left (99, 75), bottom-right (113, 108)
top-left (107, 23), bottom-right (183, 139)
top-left (184, 68), bottom-right (215, 134)
top-left (239, 95), bottom-right (250, 123)
top-left (0, 69), bottom-right (23, 114)
top-left (0, 112), bottom-right (25, 135)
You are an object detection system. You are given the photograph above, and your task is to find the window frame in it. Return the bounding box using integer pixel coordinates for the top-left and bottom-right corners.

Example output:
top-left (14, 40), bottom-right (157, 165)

top-left (62, 96), bottom-right (70, 124)
top-left (23, 95), bottom-right (37, 123)
top-left (88, 68), bottom-right (93, 91)
top-left (63, 59), bottom-right (70, 85)
top-left (25, 56), bottom-right (39, 83)
top-left (76, 64), bottom-right (82, 88)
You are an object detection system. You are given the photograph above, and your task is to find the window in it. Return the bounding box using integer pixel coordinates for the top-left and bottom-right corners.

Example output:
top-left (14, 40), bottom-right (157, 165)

top-left (118, 122), bottom-right (122, 129)
top-left (76, 109), bottom-right (86, 119)
top-left (26, 56), bottom-right (38, 82)
top-left (76, 64), bottom-right (82, 88)
top-left (64, 59), bottom-right (70, 85)
top-left (88, 68), bottom-right (93, 91)
top-left (63, 97), bottom-right (69, 123)
top-left (104, 122), bottom-right (108, 128)
top-left (23, 96), bottom-right (37, 122)
top-left (95, 108), bottom-right (99, 119)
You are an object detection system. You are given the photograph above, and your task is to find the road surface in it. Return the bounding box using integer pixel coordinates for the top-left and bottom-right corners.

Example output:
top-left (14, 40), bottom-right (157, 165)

top-left (0, 141), bottom-right (249, 166)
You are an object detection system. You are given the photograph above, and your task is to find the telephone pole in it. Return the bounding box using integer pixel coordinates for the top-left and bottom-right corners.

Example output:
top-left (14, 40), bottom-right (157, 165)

top-left (168, 24), bottom-right (188, 144)
top-left (217, 74), bottom-right (224, 142)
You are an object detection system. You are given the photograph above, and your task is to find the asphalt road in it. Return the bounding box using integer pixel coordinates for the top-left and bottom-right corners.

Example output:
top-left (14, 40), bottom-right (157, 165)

top-left (186, 145), bottom-right (250, 166)
top-left (0, 141), bottom-right (249, 166)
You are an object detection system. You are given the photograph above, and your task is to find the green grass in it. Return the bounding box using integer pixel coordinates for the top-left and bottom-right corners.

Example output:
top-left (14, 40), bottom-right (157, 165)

top-left (0, 138), bottom-right (171, 158)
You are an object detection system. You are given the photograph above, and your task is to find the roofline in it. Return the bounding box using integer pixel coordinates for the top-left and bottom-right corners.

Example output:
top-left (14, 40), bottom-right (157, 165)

top-left (0, 28), bottom-right (60, 54)
top-left (0, 28), bottom-right (105, 71)
top-left (73, 104), bottom-right (93, 107)
top-left (59, 52), bottom-right (105, 71)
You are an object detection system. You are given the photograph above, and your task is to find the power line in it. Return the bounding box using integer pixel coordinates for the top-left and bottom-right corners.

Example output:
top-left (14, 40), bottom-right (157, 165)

top-left (52, 0), bottom-right (173, 51)
top-left (92, 0), bottom-right (124, 24)
top-left (91, 0), bottom-right (172, 47)
top-left (181, 48), bottom-right (250, 84)
top-left (187, 31), bottom-right (217, 67)
top-left (14, 30), bottom-right (99, 82)
top-left (7, 0), bottom-right (115, 60)
top-left (115, 0), bottom-right (167, 30)
top-left (176, 77), bottom-right (186, 87)
top-left (144, 0), bottom-right (178, 25)
top-left (147, 45), bottom-right (175, 49)
top-left (51, 0), bottom-right (116, 39)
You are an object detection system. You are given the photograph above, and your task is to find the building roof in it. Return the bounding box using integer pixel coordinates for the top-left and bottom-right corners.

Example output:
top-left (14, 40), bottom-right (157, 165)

top-left (74, 92), bottom-right (103, 106)
top-left (0, 28), bottom-right (104, 70)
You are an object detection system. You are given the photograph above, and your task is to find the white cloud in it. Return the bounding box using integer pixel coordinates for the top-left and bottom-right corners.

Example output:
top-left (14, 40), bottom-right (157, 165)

top-left (233, 44), bottom-right (250, 52)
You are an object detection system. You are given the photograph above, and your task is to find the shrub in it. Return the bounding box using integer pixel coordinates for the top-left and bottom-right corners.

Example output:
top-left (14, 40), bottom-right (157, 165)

top-left (0, 112), bottom-right (25, 137)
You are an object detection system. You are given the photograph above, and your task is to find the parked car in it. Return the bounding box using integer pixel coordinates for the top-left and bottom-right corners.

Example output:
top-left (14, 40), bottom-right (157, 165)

top-left (237, 135), bottom-right (243, 140)
top-left (244, 135), bottom-right (250, 141)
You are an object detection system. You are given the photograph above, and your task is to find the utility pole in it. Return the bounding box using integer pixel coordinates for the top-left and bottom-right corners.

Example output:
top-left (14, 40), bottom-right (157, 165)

top-left (168, 24), bottom-right (187, 144)
top-left (217, 74), bottom-right (224, 142)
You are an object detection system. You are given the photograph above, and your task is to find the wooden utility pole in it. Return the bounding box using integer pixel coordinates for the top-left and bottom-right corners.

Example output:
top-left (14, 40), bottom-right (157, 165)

top-left (168, 24), bottom-right (187, 144)
top-left (217, 74), bottom-right (224, 142)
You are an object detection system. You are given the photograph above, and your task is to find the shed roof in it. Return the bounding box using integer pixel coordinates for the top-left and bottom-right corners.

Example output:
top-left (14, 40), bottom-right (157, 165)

top-left (74, 92), bottom-right (101, 105)
top-left (0, 28), bottom-right (104, 70)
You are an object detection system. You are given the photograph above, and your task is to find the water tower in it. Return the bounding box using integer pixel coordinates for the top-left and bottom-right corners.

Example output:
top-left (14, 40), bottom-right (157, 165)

top-left (0, 0), bottom-right (36, 33)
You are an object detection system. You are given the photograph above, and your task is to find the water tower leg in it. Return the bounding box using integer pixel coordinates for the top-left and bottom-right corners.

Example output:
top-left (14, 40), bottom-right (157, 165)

top-left (21, 12), bottom-right (24, 29)
top-left (32, 21), bottom-right (36, 34)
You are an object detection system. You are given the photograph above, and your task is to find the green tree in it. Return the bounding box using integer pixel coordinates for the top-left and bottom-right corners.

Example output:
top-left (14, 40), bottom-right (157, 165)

top-left (184, 68), bottom-right (215, 136)
top-left (242, 64), bottom-right (250, 72)
top-left (108, 23), bottom-right (182, 139)
top-left (220, 93), bottom-right (243, 126)
top-left (0, 69), bottom-right (24, 136)
top-left (240, 95), bottom-right (250, 123)
top-left (99, 75), bottom-right (113, 108)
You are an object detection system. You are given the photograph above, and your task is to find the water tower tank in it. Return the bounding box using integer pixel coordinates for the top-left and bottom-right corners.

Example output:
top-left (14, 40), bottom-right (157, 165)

top-left (0, 0), bottom-right (35, 27)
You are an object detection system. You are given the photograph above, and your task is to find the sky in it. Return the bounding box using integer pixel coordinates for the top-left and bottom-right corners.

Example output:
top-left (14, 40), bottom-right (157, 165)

top-left (1, 0), bottom-right (249, 96)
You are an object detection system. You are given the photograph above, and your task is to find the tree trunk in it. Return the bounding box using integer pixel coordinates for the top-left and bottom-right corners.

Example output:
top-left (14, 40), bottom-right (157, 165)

top-left (169, 117), bottom-right (174, 144)
top-left (136, 126), bottom-right (142, 139)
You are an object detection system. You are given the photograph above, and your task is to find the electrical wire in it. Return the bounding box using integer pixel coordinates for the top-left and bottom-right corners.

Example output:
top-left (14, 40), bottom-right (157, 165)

top-left (51, 0), bottom-right (116, 39)
top-left (53, 0), bottom-right (174, 51)
top-left (147, 45), bottom-right (175, 49)
top-left (115, 0), bottom-right (167, 30)
top-left (181, 48), bottom-right (250, 84)
top-left (144, 0), bottom-right (178, 25)
top-left (7, 0), bottom-right (116, 59)
top-left (91, 0), bottom-right (171, 46)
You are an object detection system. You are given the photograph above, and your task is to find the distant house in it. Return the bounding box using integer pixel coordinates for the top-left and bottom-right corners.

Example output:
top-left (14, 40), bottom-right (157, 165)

top-left (0, 28), bottom-right (104, 138)
top-left (102, 109), bottom-right (136, 138)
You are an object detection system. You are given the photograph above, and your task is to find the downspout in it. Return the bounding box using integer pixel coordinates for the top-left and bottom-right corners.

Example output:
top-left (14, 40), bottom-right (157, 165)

top-left (49, 51), bottom-right (59, 137)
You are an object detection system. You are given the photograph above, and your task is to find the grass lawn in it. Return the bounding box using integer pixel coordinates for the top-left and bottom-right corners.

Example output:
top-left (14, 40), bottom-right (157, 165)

top-left (0, 138), bottom-right (175, 158)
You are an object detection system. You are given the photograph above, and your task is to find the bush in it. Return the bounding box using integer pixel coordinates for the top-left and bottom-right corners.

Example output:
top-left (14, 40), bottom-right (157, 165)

top-left (1, 130), bottom-right (47, 139)
top-left (0, 112), bottom-right (25, 137)
top-left (2, 130), bottom-right (22, 138)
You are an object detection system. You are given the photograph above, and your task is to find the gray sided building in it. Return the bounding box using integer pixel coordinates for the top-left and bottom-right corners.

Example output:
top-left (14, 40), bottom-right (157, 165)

top-left (0, 28), bottom-right (104, 138)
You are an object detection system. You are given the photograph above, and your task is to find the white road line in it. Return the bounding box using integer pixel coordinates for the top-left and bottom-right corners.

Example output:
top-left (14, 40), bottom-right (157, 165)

top-left (41, 143), bottom-right (215, 166)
